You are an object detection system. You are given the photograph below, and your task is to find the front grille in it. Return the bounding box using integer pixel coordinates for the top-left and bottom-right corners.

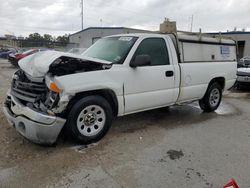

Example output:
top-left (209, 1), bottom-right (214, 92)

top-left (11, 70), bottom-right (46, 103)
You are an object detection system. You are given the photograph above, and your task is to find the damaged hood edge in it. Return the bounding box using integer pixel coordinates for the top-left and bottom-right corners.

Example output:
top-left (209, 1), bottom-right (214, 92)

top-left (18, 50), bottom-right (112, 77)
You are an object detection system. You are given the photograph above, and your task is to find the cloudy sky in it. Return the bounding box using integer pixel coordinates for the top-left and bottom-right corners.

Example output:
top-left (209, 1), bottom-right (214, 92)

top-left (0, 0), bottom-right (249, 37)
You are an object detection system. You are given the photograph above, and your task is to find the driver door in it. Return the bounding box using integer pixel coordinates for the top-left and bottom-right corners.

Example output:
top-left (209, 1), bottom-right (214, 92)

top-left (124, 37), bottom-right (176, 114)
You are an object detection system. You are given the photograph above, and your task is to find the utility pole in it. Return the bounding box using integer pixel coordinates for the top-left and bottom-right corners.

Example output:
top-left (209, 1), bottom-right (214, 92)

top-left (81, 0), bottom-right (83, 30)
top-left (100, 19), bottom-right (103, 27)
top-left (190, 15), bottom-right (194, 32)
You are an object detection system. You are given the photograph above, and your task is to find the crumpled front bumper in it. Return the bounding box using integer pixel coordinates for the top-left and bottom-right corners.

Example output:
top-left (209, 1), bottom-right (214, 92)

top-left (3, 90), bottom-right (66, 145)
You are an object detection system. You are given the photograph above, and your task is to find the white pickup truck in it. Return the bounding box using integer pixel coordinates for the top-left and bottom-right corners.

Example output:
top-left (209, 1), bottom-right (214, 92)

top-left (3, 33), bottom-right (237, 145)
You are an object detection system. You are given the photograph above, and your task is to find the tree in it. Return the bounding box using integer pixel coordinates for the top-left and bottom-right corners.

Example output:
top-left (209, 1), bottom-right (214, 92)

top-left (43, 34), bottom-right (53, 42)
top-left (56, 34), bottom-right (69, 46)
top-left (27, 33), bottom-right (43, 41)
top-left (20, 33), bottom-right (69, 47)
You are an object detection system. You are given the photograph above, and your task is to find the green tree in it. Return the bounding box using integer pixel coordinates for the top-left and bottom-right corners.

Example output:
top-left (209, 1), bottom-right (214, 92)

top-left (21, 33), bottom-right (69, 47)
top-left (56, 34), bottom-right (69, 46)
top-left (43, 34), bottom-right (53, 42)
top-left (27, 33), bottom-right (43, 41)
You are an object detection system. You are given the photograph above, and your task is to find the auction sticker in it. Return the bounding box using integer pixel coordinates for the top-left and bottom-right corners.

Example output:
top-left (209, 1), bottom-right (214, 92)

top-left (119, 37), bottom-right (133, 41)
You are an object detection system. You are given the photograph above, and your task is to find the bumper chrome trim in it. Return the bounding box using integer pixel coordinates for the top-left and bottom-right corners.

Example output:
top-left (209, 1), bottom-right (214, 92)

top-left (3, 90), bottom-right (66, 144)
top-left (7, 89), bottom-right (57, 125)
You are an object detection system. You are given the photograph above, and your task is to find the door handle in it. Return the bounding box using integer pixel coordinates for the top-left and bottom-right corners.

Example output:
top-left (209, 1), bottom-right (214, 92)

top-left (165, 71), bottom-right (174, 77)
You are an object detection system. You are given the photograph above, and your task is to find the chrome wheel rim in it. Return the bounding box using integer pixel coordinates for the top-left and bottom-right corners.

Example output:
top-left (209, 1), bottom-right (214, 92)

top-left (77, 105), bottom-right (106, 136)
top-left (209, 88), bottom-right (220, 107)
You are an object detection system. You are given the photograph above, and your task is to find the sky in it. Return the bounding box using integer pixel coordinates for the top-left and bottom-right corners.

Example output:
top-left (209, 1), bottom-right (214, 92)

top-left (0, 0), bottom-right (249, 37)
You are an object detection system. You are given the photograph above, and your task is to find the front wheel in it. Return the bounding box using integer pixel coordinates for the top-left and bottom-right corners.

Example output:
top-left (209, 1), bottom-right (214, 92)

top-left (66, 95), bottom-right (113, 144)
top-left (199, 82), bottom-right (222, 112)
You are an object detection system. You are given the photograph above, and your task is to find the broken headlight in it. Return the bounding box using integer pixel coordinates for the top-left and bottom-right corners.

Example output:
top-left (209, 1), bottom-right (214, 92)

top-left (44, 91), bottom-right (60, 110)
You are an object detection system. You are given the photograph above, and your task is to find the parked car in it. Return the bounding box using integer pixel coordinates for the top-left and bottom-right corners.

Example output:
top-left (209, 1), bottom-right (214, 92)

top-left (237, 56), bottom-right (250, 68)
top-left (68, 48), bottom-right (87, 55)
top-left (236, 65), bottom-right (250, 87)
top-left (0, 48), bottom-right (17, 59)
top-left (8, 49), bottom-right (45, 66)
top-left (3, 33), bottom-right (237, 145)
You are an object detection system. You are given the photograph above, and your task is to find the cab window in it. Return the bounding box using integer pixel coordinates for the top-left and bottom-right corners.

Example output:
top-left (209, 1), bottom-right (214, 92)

top-left (134, 38), bottom-right (170, 66)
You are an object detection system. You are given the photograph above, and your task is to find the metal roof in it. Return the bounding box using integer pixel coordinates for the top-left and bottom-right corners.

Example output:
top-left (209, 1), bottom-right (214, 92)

top-left (208, 31), bottom-right (250, 35)
top-left (69, 27), bottom-right (151, 36)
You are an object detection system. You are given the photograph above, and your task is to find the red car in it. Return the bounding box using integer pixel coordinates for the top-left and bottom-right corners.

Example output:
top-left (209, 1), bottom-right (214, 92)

top-left (8, 49), bottom-right (40, 67)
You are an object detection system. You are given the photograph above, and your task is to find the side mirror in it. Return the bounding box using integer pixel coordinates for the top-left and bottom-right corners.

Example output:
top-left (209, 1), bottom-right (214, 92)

top-left (130, 55), bottom-right (151, 68)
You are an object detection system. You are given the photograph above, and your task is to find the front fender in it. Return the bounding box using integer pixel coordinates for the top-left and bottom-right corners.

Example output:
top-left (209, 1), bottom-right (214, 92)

top-left (54, 70), bottom-right (123, 96)
top-left (53, 68), bottom-right (125, 115)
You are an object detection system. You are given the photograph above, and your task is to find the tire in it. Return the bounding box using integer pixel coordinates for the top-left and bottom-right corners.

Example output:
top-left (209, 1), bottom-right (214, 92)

top-left (199, 82), bottom-right (222, 112)
top-left (66, 95), bottom-right (113, 144)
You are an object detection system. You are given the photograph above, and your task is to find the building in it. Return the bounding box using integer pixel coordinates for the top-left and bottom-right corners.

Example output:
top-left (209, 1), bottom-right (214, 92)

top-left (5, 34), bottom-right (16, 40)
top-left (208, 31), bottom-right (250, 58)
top-left (69, 27), bottom-right (153, 48)
top-left (17, 36), bottom-right (25, 40)
top-left (69, 24), bottom-right (250, 59)
top-left (159, 18), bottom-right (177, 33)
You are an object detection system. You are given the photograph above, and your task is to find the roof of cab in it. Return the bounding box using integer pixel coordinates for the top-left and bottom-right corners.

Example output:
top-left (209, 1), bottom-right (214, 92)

top-left (106, 33), bottom-right (235, 44)
top-left (105, 33), bottom-right (168, 38)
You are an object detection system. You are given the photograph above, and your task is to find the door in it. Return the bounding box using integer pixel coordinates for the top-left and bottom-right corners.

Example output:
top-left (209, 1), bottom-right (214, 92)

top-left (124, 37), bottom-right (176, 114)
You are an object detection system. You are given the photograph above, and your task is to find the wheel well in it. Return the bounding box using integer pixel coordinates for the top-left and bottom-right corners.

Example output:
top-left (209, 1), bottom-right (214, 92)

top-left (209, 77), bottom-right (225, 90)
top-left (64, 89), bottom-right (119, 117)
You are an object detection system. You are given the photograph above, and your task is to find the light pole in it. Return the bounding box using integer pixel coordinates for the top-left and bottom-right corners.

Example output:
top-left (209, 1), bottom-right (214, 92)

top-left (190, 15), bottom-right (194, 32)
top-left (81, 0), bottom-right (83, 30)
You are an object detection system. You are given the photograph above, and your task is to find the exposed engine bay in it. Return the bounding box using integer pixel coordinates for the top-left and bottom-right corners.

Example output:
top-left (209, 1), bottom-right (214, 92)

top-left (48, 56), bottom-right (112, 76)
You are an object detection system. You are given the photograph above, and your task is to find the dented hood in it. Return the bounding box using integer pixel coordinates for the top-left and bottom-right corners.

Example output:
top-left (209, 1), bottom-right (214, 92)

top-left (18, 50), bottom-right (112, 77)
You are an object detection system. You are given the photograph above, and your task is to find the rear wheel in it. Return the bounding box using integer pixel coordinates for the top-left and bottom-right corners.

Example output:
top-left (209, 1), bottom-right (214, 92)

top-left (66, 95), bottom-right (113, 144)
top-left (199, 82), bottom-right (222, 112)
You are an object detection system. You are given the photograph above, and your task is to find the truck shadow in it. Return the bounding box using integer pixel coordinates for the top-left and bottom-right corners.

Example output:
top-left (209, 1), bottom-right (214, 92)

top-left (57, 101), bottom-right (240, 147)
top-left (231, 85), bottom-right (250, 92)
top-left (111, 102), bottom-right (239, 134)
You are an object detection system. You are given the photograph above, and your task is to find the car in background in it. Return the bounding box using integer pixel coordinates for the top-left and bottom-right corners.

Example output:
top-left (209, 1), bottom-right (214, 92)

top-left (8, 49), bottom-right (46, 67)
top-left (0, 48), bottom-right (17, 59)
top-left (236, 65), bottom-right (250, 88)
top-left (68, 48), bottom-right (86, 55)
top-left (238, 56), bottom-right (250, 68)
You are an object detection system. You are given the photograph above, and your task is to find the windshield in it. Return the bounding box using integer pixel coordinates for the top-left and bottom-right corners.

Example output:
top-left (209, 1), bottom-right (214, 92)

top-left (68, 48), bottom-right (87, 55)
top-left (82, 36), bottom-right (138, 64)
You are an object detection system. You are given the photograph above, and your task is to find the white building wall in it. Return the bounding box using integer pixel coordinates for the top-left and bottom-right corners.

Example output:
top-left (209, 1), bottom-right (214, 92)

top-left (223, 34), bottom-right (250, 57)
top-left (210, 33), bottom-right (250, 58)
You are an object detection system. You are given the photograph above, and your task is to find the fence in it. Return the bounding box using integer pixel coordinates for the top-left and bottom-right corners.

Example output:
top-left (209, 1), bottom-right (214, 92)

top-left (0, 38), bottom-right (78, 51)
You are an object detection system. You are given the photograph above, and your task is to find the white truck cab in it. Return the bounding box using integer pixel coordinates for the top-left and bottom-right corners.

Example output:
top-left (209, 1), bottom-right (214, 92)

top-left (3, 33), bottom-right (237, 145)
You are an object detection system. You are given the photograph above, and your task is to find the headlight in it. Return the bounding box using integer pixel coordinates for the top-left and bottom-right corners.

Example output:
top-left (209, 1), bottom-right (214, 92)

top-left (49, 82), bottom-right (61, 93)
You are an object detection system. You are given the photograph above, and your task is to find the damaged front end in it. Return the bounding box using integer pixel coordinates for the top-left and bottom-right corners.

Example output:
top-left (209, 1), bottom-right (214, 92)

top-left (11, 69), bottom-right (59, 114)
top-left (3, 69), bottom-right (65, 144)
top-left (3, 52), bottom-right (113, 144)
top-left (11, 56), bottom-right (112, 115)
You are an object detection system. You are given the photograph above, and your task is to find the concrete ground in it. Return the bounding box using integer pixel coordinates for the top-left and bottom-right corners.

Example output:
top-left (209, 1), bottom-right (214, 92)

top-left (0, 58), bottom-right (249, 188)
